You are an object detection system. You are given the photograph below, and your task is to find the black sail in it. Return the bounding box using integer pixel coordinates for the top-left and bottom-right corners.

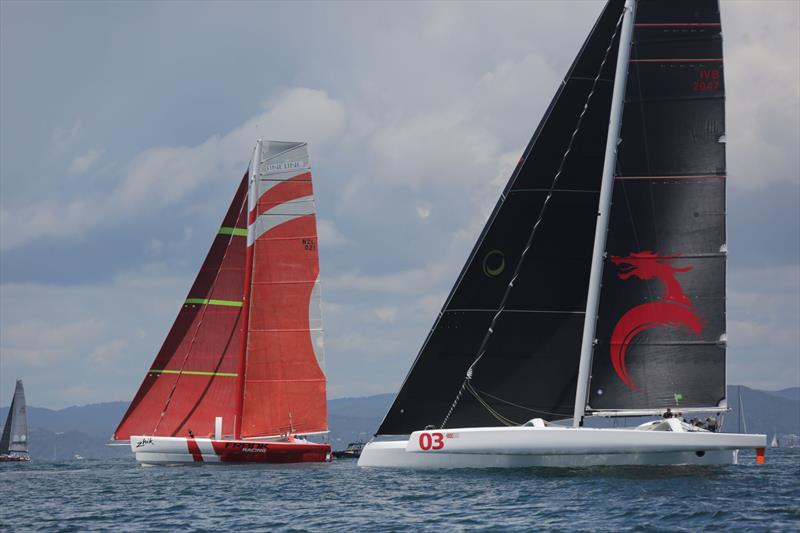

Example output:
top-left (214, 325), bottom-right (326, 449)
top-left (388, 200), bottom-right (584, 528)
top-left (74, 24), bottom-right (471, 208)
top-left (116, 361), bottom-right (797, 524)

top-left (0, 380), bottom-right (28, 454)
top-left (377, 1), bottom-right (626, 435)
top-left (588, 0), bottom-right (727, 411)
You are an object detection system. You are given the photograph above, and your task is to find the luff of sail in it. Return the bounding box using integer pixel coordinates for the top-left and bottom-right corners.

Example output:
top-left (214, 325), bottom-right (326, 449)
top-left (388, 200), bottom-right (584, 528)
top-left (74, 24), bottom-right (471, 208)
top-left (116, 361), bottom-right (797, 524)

top-left (114, 176), bottom-right (248, 441)
top-left (588, 0), bottom-right (727, 412)
top-left (241, 141), bottom-right (327, 438)
top-left (0, 380), bottom-right (28, 454)
top-left (377, 0), bottom-right (628, 435)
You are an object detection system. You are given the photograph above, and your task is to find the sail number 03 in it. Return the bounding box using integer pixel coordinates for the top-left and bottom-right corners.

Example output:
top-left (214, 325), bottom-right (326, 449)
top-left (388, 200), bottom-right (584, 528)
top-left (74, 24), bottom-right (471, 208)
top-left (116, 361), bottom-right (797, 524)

top-left (419, 432), bottom-right (445, 451)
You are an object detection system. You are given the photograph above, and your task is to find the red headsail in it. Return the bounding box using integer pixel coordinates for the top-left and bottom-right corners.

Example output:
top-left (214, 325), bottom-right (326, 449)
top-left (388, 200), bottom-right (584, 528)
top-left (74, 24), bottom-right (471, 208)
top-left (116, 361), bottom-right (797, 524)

top-left (114, 175), bottom-right (248, 440)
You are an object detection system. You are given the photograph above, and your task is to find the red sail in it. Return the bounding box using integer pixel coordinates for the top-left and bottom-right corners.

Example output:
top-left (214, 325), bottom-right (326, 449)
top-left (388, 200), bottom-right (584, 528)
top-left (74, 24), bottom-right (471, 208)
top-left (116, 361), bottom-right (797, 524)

top-left (114, 175), bottom-right (248, 440)
top-left (241, 141), bottom-right (327, 437)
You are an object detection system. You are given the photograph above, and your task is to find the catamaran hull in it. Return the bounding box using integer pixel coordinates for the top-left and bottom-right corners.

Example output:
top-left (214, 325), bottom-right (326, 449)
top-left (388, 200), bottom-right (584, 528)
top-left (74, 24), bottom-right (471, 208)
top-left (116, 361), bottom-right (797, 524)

top-left (131, 436), bottom-right (331, 466)
top-left (358, 426), bottom-right (767, 469)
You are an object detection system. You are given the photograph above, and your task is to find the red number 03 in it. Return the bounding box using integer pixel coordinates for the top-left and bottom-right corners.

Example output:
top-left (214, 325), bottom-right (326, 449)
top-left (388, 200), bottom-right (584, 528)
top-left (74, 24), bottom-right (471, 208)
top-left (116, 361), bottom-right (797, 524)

top-left (419, 432), bottom-right (444, 451)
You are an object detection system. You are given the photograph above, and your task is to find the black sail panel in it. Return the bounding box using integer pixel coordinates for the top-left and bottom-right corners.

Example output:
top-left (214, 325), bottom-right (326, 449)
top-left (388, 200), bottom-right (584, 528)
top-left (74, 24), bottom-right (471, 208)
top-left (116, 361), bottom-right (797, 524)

top-left (589, 0), bottom-right (727, 411)
top-left (377, 0), bottom-right (626, 435)
top-left (0, 380), bottom-right (27, 454)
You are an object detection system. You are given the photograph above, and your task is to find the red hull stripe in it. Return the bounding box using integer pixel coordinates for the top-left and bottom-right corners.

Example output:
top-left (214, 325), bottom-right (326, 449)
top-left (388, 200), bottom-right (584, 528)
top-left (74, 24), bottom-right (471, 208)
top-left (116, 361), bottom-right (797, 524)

top-left (218, 226), bottom-right (247, 237)
top-left (184, 298), bottom-right (243, 307)
top-left (186, 439), bottom-right (204, 462)
top-left (635, 23), bottom-right (720, 28)
top-left (149, 369), bottom-right (239, 377)
top-left (617, 175), bottom-right (726, 180)
top-left (630, 58), bottom-right (723, 63)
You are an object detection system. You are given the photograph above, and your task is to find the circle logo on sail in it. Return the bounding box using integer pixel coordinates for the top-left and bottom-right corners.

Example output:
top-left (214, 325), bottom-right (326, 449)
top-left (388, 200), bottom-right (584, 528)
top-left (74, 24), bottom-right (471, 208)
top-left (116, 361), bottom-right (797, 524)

top-left (482, 250), bottom-right (505, 278)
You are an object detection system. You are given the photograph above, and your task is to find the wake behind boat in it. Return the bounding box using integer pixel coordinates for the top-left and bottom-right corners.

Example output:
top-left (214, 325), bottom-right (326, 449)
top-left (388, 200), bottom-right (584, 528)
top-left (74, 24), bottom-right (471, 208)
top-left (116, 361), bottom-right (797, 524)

top-left (359, 0), bottom-right (767, 469)
top-left (115, 141), bottom-right (331, 466)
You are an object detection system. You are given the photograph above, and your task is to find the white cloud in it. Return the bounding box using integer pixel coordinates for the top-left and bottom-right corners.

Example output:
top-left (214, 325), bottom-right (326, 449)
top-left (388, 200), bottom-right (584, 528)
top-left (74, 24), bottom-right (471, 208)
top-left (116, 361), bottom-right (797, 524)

top-left (724, 2), bottom-right (800, 191)
top-left (68, 148), bottom-right (101, 176)
top-left (0, 265), bottom-right (187, 407)
top-left (89, 338), bottom-right (130, 367)
top-left (416, 204), bottom-right (431, 220)
top-left (317, 219), bottom-right (350, 247)
top-left (374, 306), bottom-right (397, 323)
top-left (3, 318), bottom-right (106, 368)
top-left (1, 88), bottom-right (346, 252)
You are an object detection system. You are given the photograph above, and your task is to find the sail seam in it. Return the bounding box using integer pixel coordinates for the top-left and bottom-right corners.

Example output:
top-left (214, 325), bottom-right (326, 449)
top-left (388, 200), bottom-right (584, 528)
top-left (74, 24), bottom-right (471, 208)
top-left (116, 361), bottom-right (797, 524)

top-left (184, 298), bottom-right (243, 308)
top-left (218, 226), bottom-right (248, 237)
top-left (150, 369), bottom-right (239, 377)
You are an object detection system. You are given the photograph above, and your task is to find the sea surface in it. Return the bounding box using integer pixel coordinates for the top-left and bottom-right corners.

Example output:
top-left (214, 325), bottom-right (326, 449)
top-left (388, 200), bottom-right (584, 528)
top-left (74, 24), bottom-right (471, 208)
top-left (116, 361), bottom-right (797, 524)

top-left (1, 448), bottom-right (798, 532)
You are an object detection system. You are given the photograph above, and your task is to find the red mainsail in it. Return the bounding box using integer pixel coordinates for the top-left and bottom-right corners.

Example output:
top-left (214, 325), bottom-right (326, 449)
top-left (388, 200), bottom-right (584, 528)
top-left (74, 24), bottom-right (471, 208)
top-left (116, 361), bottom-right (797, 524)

top-left (114, 175), bottom-right (248, 440)
top-left (241, 141), bottom-right (327, 437)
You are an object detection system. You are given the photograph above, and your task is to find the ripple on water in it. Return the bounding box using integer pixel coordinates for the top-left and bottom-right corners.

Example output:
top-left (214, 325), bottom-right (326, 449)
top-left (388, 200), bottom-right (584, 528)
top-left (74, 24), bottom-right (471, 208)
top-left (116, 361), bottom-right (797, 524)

top-left (0, 449), bottom-right (798, 531)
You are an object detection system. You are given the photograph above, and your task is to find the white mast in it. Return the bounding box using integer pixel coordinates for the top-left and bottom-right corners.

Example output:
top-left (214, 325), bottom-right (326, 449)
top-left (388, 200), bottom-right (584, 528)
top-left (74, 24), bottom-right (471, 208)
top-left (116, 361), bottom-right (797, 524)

top-left (572, 0), bottom-right (638, 427)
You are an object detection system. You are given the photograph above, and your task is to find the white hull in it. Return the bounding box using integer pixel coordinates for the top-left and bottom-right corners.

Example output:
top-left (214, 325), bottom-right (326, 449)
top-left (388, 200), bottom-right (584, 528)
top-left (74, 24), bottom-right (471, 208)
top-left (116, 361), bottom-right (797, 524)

top-left (358, 422), bottom-right (766, 469)
top-left (131, 435), bottom-right (331, 466)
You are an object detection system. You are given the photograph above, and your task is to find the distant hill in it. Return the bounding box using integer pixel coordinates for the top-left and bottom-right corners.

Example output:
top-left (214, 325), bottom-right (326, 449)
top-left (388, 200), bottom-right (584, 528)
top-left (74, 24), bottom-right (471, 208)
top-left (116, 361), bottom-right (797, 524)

top-left (2, 386), bottom-right (797, 460)
top-left (764, 387), bottom-right (800, 402)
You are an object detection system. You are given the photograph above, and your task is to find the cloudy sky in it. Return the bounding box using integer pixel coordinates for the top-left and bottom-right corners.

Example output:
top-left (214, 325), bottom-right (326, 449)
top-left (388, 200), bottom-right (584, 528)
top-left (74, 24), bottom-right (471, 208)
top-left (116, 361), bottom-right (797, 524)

top-left (1, 1), bottom-right (798, 409)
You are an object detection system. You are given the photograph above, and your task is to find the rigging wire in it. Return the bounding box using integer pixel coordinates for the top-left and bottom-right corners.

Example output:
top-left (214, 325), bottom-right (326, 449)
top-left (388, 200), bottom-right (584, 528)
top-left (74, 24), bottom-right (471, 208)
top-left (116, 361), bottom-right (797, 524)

top-left (440, 7), bottom-right (628, 430)
top-left (152, 185), bottom-right (248, 436)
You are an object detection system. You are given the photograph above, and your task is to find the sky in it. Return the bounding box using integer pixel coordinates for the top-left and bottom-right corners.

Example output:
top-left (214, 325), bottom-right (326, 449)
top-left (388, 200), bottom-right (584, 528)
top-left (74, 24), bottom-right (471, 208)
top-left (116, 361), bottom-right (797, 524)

top-left (1, 0), bottom-right (798, 409)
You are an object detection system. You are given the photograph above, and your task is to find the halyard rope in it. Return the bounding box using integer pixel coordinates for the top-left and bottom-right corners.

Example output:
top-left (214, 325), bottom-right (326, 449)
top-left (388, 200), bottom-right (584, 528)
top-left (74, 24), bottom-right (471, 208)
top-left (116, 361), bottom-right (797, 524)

top-left (440, 7), bottom-right (628, 429)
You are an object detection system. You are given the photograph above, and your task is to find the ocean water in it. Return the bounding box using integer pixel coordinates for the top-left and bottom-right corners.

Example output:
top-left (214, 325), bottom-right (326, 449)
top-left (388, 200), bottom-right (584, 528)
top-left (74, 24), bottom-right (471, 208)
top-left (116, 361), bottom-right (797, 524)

top-left (1, 448), bottom-right (798, 532)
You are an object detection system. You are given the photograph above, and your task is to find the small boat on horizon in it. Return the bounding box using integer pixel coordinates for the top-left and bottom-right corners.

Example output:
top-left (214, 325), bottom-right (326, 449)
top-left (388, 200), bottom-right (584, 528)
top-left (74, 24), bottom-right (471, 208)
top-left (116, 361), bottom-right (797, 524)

top-left (114, 140), bottom-right (331, 466)
top-left (333, 441), bottom-right (366, 459)
top-left (0, 380), bottom-right (30, 463)
top-left (359, 0), bottom-right (767, 469)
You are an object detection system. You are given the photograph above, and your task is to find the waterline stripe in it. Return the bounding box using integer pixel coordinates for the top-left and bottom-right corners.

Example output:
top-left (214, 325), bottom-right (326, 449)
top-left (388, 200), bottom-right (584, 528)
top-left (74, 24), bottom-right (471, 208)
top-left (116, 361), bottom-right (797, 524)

top-left (184, 298), bottom-right (243, 307)
top-left (150, 369), bottom-right (239, 377)
top-left (218, 226), bottom-right (247, 237)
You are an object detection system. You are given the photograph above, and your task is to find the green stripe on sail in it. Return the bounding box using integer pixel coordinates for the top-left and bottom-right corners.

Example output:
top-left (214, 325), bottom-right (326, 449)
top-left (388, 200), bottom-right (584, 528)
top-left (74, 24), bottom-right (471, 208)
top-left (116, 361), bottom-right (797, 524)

top-left (184, 298), bottom-right (243, 307)
top-left (218, 226), bottom-right (247, 237)
top-left (150, 369), bottom-right (239, 377)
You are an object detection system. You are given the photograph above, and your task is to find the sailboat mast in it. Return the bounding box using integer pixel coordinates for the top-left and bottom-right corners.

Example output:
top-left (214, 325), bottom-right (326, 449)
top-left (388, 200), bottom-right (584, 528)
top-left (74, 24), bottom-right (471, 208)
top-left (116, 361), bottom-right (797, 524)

top-left (235, 140), bottom-right (261, 439)
top-left (572, 0), bottom-right (638, 427)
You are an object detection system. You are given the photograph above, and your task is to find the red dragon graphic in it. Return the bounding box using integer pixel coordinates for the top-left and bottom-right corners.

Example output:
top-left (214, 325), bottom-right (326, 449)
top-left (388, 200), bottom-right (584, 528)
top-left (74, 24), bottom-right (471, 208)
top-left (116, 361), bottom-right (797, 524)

top-left (610, 251), bottom-right (703, 390)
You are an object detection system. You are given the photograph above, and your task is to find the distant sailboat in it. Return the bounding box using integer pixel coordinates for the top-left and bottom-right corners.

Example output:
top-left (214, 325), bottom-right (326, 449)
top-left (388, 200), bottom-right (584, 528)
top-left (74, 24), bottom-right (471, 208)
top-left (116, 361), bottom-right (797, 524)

top-left (360, 0), bottom-right (767, 468)
top-left (114, 140), bottom-right (331, 466)
top-left (0, 380), bottom-right (30, 462)
top-left (770, 434), bottom-right (779, 448)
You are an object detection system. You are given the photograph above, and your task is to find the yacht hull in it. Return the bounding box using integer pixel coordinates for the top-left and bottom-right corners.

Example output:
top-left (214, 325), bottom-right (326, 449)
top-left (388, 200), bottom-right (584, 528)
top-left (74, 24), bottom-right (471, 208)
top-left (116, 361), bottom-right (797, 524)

top-left (0, 454), bottom-right (30, 463)
top-left (358, 425), bottom-right (767, 468)
top-left (131, 436), bottom-right (331, 466)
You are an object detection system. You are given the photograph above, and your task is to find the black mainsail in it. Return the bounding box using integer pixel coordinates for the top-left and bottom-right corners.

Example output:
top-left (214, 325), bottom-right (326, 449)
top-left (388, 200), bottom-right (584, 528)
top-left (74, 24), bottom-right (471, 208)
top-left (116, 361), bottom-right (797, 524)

top-left (0, 380), bottom-right (28, 456)
top-left (378, 1), bottom-right (628, 435)
top-left (587, 0), bottom-right (727, 412)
